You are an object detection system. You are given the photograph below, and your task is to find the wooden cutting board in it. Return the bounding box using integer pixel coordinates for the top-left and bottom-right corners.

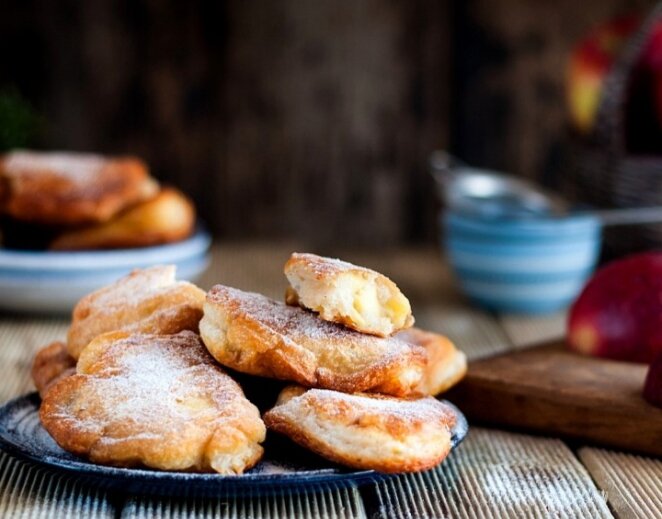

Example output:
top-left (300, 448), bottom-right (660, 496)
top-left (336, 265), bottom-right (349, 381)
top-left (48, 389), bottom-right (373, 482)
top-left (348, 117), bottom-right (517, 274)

top-left (446, 341), bottom-right (662, 457)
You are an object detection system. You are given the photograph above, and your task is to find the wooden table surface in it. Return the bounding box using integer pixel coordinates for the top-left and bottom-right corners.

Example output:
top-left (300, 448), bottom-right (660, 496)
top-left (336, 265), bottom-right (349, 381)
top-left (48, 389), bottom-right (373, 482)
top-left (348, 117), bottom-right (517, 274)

top-left (0, 243), bottom-right (659, 519)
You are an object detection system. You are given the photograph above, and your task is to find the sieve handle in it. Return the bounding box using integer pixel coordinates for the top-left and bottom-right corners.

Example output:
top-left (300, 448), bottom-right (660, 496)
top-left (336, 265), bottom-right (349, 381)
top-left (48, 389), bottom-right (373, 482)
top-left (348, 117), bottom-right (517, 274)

top-left (594, 206), bottom-right (662, 226)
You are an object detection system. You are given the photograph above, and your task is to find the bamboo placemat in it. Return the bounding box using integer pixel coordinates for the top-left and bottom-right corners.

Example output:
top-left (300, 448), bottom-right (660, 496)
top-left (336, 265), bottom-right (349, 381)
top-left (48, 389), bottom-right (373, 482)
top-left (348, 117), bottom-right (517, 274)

top-left (416, 304), bottom-right (514, 361)
top-left (0, 318), bottom-right (67, 401)
top-left (579, 448), bottom-right (662, 519)
top-left (499, 312), bottom-right (566, 350)
top-left (0, 453), bottom-right (115, 518)
top-left (123, 484), bottom-right (366, 519)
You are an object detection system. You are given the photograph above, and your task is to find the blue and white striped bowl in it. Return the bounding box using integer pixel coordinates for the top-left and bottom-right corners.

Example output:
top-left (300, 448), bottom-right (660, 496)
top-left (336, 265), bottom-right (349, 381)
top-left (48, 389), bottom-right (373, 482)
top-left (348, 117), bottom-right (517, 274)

top-left (443, 213), bottom-right (601, 314)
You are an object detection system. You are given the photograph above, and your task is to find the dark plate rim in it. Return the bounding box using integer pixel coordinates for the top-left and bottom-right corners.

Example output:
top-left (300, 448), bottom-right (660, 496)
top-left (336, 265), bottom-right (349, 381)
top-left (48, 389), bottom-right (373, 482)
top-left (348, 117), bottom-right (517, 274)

top-left (0, 392), bottom-right (468, 490)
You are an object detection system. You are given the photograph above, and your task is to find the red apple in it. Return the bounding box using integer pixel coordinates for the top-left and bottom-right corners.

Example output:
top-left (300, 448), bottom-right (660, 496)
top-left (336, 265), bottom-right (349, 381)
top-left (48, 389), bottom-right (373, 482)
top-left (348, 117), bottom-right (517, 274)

top-left (643, 353), bottom-right (662, 408)
top-left (567, 14), bottom-right (640, 134)
top-left (567, 252), bottom-right (662, 363)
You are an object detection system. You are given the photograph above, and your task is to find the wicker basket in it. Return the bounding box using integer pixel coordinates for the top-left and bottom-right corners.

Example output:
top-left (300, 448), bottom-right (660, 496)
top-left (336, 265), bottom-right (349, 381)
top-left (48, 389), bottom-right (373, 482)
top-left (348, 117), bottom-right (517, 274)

top-left (567, 4), bottom-right (662, 254)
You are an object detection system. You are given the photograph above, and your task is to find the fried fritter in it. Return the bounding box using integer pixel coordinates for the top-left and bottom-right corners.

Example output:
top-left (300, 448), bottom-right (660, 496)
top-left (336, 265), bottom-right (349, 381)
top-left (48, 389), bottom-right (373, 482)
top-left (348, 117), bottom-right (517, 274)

top-left (0, 150), bottom-right (159, 225)
top-left (67, 265), bottom-right (205, 359)
top-left (263, 386), bottom-right (457, 473)
top-left (50, 188), bottom-right (195, 250)
top-left (200, 285), bottom-right (426, 396)
top-left (284, 252), bottom-right (414, 337)
top-left (31, 341), bottom-right (76, 398)
top-left (40, 331), bottom-right (266, 473)
top-left (396, 328), bottom-right (467, 396)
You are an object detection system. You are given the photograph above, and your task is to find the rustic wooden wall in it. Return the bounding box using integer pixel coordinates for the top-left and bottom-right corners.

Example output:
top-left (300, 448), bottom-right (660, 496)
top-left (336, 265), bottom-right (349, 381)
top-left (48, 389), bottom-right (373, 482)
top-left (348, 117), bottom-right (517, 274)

top-left (218, 1), bottom-right (449, 245)
top-left (0, 0), bottom-right (657, 245)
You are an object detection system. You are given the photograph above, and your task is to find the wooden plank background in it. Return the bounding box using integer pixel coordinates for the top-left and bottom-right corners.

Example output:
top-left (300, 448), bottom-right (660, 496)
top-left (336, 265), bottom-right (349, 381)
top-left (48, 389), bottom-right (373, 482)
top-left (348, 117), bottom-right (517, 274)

top-left (0, 0), bottom-right (658, 246)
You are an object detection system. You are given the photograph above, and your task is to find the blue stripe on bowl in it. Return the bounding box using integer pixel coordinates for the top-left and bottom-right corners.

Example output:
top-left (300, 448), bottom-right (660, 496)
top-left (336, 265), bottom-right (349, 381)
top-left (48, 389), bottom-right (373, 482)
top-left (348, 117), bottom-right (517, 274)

top-left (459, 277), bottom-right (588, 300)
top-left (0, 253), bottom-right (211, 314)
top-left (451, 266), bottom-right (595, 283)
top-left (0, 252), bottom-right (210, 283)
top-left (446, 238), bottom-right (601, 258)
top-left (443, 213), bottom-right (601, 242)
top-left (0, 228), bottom-right (211, 272)
top-left (468, 295), bottom-right (575, 314)
top-left (457, 276), bottom-right (588, 313)
top-left (447, 246), bottom-right (599, 273)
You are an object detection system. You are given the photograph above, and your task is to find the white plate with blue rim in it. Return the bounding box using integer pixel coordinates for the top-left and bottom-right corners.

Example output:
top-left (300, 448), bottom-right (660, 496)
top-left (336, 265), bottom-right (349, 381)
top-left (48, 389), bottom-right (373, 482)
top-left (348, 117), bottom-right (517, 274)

top-left (0, 228), bottom-right (211, 314)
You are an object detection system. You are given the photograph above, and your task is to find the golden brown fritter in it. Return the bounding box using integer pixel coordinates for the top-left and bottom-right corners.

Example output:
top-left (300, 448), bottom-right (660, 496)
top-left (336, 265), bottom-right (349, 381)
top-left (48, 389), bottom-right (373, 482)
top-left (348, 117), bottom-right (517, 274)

top-left (284, 253), bottom-right (414, 337)
top-left (199, 285), bottom-right (426, 396)
top-left (0, 150), bottom-right (159, 225)
top-left (31, 341), bottom-right (76, 398)
top-left (264, 386), bottom-right (457, 473)
top-left (67, 265), bottom-right (205, 359)
top-left (40, 331), bottom-right (266, 473)
top-left (50, 188), bottom-right (195, 250)
top-left (396, 328), bottom-right (467, 396)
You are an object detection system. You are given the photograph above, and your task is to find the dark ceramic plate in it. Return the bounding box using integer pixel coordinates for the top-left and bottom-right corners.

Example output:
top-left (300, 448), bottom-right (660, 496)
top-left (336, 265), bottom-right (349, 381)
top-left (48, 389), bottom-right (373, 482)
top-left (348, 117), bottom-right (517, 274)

top-left (0, 392), bottom-right (468, 497)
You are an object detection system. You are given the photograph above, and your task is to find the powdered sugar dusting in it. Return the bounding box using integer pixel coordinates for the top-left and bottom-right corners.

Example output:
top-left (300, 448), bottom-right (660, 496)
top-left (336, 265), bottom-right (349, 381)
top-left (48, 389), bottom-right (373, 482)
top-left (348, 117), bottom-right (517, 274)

top-left (91, 334), bottom-right (215, 424)
top-left (208, 285), bottom-right (407, 348)
top-left (287, 252), bottom-right (374, 277)
top-left (68, 265), bottom-right (205, 359)
top-left (204, 285), bottom-right (426, 389)
top-left (60, 332), bottom-right (244, 432)
top-left (90, 265), bottom-right (176, 308)
top-left (297, 388), bottom-right (457, 425)
top-left (3, 151), bottom-right (107, 181)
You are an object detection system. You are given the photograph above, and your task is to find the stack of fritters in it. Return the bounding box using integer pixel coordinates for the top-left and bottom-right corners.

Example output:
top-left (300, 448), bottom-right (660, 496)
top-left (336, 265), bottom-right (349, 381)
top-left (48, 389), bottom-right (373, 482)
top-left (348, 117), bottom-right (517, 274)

top-left (0, 150), bottom-right (196, 250)
top-left (202, 252), bottom-right (467, 472)
top-left (33, 254), bottom-right (467, 475)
